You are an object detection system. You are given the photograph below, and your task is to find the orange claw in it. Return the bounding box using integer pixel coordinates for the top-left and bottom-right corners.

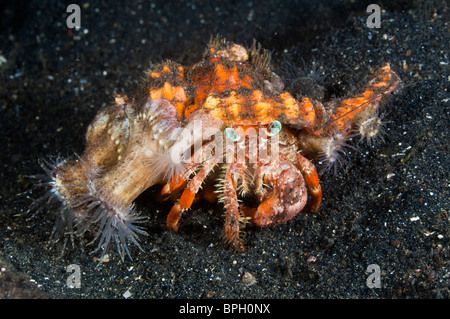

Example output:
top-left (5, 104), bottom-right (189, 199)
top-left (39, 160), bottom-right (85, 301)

top-left (243, 155), bottom-right (308, 228)
top-left (295, 152), bottom-right (322, 212)
top-left (160, 172), bottom-right (187, 200)
top-left (179, 189), bottom-right (195, 209)
top-left (167, 203), bottom-right (182, 231)
top-left (242, 195), bottom-right (280, 228)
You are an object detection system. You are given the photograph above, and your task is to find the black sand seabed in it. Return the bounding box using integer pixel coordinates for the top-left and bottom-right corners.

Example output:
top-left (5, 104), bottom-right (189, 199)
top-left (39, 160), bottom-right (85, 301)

top-left (0, 0), bottom-right (448, 301)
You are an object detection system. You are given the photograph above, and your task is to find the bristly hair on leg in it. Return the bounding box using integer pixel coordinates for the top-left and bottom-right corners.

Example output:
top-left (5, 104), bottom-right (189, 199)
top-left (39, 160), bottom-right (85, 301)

top-left (214, 164), bottom-right (228, 204)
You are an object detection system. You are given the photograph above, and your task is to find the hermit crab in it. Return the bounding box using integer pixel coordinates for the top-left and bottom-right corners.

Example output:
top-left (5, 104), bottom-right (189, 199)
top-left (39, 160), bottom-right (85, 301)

top-left (29, 37), bottom-right (399, 259)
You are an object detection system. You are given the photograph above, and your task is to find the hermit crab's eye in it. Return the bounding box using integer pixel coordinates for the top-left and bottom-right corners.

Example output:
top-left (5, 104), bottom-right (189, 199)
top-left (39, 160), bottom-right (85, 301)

top-left (269, 120), bottom-right (282, 135)
top-left (224, 127), bottom-right (239, 141)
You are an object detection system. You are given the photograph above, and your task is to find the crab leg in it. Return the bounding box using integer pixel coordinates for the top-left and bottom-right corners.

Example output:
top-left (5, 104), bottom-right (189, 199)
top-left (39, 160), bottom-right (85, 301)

top-left (179, 155), bottom-right (221, 210)
top-left (166, 154), bottom-right (221, 231)
top-left (295, 152), bottom-right (322, 212)
top-left (160, 139), bottom-right (215, 200)
top-left (322, 63), bottom-right (400, 134)
top-left (223, 163), bottom-right (245, 251)
top-left (160, 171), bottom-right (188, 201)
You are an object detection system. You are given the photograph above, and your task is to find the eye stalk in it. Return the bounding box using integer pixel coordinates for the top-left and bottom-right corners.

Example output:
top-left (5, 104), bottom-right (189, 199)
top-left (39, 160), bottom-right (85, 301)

top-left (269, 120), bottom-right (282, 135)
top-left (224, 127), bottom-right (240, 141)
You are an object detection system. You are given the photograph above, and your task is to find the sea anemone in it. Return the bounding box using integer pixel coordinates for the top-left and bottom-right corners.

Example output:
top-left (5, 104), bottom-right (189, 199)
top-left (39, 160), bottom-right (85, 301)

top-left (28, 155), bottom-right (148, 260)
top-left (27, 157), bottom-right (80, 251)
top-left (356, 110), bottom-right (387, 146)
top-left (318, 130), bottom-right (354, 174)
top-left (28, 98), bottom-right (185, 260)
top-left (72, 167), bottom-right (148, 260)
